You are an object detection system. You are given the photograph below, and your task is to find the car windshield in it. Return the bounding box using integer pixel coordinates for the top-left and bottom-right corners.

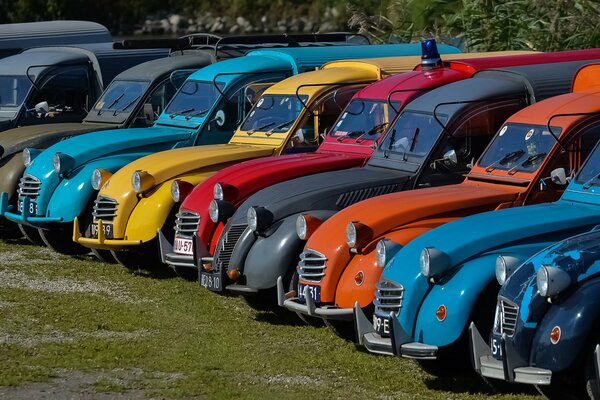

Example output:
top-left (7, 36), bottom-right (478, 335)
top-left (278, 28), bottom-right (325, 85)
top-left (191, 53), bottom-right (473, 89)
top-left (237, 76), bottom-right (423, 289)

top-left (477, 124), bottom-right (557, 173)
top-left (0, 75), bottom-right (32, 107)
top-left (329, 99), bottom-right (399, 142)
top-left (378, 111), bottom-right (443, 161)
top-left (93, 80), bottom-right (150, 114)
top-left (575, 142), bottom-right (600, 186)
top-left (240, 94), bottom-right (307, 133)
top-left (164, 80), bottom-right (223, 118)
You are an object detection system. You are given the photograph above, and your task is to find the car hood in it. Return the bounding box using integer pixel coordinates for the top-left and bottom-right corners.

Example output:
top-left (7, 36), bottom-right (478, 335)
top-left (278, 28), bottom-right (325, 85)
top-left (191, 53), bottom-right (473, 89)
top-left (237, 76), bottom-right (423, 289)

top-left (99, 144), bottom-right (275, 202)
top-left (0, 122), bottom-right (113, 159)
top-left (24, 125), bottom-right (193, 179)
top-left (229, 166), bottom-right (411, 225)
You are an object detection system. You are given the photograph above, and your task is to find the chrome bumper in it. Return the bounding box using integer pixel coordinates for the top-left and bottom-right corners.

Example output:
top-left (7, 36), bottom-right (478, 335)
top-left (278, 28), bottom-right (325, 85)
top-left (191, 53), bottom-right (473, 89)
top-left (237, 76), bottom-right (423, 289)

top-left (276, 276), bottom-right (353, 320)
top-left (469, 322), bottom-right (552, 385)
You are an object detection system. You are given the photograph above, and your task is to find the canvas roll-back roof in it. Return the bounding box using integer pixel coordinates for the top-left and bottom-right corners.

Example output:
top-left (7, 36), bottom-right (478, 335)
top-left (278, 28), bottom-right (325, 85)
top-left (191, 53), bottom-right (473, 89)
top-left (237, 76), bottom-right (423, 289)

top-left (0, 47), bottom-right (90, 79)
top-left (572, 63), bottom-right (600, 93)
top-left (109, 53), bottom-right (210, 82)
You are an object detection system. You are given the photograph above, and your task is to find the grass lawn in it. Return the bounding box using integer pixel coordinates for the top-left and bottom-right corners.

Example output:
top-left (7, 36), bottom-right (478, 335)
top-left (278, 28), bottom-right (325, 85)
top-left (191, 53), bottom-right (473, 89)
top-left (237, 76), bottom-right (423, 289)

top-left (0, 237), bottom-right (541, 399)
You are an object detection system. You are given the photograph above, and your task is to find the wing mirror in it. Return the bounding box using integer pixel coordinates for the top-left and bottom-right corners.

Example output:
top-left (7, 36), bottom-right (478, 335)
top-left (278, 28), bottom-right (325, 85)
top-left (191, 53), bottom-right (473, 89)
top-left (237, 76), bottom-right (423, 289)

top-left (430, 149), bottom-right (458, 170)
top-left (213, 110), bottom-right (225, 127)
top-left (294, 129), bottom-right (306, 144)
top-left (550, 167), bottom-right (569, 185)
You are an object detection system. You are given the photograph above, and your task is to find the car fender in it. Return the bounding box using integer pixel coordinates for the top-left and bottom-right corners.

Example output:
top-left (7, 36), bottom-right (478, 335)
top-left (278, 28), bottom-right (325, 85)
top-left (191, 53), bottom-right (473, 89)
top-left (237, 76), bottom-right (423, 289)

top-left (46, 154), bottom-right (148, 222)
top-left (334, 226), bottom-right (433, 309)
top-left (0, 153), bottom-right (24, 205)
top-left (531, 277), bottom-right (600, 371)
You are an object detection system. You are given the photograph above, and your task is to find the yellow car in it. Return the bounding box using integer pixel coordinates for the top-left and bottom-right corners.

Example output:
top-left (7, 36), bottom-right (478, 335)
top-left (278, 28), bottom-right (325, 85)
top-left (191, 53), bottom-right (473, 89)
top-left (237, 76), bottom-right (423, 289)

top-left (73, 55), bottom-right (425, 268)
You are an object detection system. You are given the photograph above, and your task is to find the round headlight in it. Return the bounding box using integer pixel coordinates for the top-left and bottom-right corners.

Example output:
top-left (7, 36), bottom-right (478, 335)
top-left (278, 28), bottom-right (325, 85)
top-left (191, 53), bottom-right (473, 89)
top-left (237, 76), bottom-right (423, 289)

top-left (537, 266), bottom-right (549, 297)
top-left (131, 171), bottom-right (142, 193)
top-left (296, 215), bottom-right (307, 240)
top-left (420, 248), bottom-right (430, 277)
top-left (247, 207), bottom-right (257, 231)
top-left (214, 183), bottom-right (224, 200)
top-left (91, 169), bottom-right (103, 191)
top-left (496, 256), bottom-right (508, 286)
top-left (209, 199), bottom-right (219, 223)
top-left (23, 148), bottom-right (35, 167)
top-left (52, 152), bottom-right (62, 174)
top-left (171, 180), bottom-right (181, 202)
top-left (376, 240), bottom-right (387, 267)
top-left (345, 222), bottom-right (357, 248)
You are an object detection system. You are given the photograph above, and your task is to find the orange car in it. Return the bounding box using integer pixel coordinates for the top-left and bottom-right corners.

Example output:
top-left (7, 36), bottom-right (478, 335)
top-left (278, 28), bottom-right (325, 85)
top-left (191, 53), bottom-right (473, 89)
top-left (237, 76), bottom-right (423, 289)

top-left (280, 62), bottom-right (600, 339)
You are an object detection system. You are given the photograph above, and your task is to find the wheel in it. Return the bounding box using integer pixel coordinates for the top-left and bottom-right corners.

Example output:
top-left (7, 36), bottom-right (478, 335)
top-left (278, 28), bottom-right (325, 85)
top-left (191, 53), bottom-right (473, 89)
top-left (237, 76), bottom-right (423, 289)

top-left (172, 265), bottom-right (198, 281)
top-left (111, 242), bottom-right (172, 278)
top-left (0, 218), bottom-right (22, 240)
top-left (242, 288), bottom-right (279, 312)
top-left (91, 248), bottom-right (117, 264)
top-left (536, 373), bottom-right (586, 400)
top-left (19, 223), bottom-right (44, 245)
top-left (586, 344), bottom-right (600, 400)
top-left (324, 319), bottom-right (356, 341)
top-left (38, 223), bottom-right (88, 255)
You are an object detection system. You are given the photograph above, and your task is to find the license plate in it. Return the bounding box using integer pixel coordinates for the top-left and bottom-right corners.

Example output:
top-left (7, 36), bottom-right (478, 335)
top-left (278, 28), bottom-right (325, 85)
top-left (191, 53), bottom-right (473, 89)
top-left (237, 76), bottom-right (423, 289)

top-left (90, 222), bottom-right (113, 239)
top-left (373, 314), bottom-right (391, 336)
top-left (298, 283), bottom-right (321, 303)
top-left (491, 334), bottom-right (503, 359)
top-left (174, 237), bottom-right (193, 255)
top-left (200, 272), bottom-right (221, 291)
top-left (17, 198), bottom-right (37, 216)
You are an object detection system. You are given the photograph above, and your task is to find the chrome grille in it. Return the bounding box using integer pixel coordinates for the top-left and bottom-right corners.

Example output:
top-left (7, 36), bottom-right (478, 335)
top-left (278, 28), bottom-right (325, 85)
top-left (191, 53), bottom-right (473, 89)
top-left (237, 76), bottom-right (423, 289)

top-left (174, 211), bottom-right (200, 237)
top-left (374, 280), bottom-right (404, 314)
top-left (335, 184), bottom-right (397, 209)
top-left (498, 298), bottom-right (519, 337)
top-left (92, 195), bottom-right (118, 221)
top-left (298, 248), bottom-right (326, 282)
top-left (213, 224), bottom-right (247, 273)
top-left (17, 174), bottom-right (41, 199)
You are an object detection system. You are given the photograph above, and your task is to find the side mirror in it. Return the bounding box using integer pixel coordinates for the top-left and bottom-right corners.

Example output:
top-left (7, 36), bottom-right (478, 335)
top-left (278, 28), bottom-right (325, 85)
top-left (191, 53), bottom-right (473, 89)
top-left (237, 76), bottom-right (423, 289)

top-left (294, 129), bottom-right (306, 144)
top-left (143, 103), bottom-right (154, 125)
top-left (550, 167), bottom-right (569, 185)
top-left (33, 101), bottom-right (49, 117)
top-left (430, 149), bottom-right (458, 170)
top-left (214, 110), bottom-right (225, 127)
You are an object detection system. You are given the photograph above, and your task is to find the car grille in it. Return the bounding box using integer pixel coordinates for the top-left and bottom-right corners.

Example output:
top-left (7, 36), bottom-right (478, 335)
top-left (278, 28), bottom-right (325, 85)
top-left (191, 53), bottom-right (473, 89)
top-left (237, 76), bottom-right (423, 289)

top-left (374, 279), bottom-right (404, 314)
top-left (17, 174), bottom-right (41, 199)
top-left (335, 184), bottom-right (397, 209)
top-left (92, 195), bottom-right (118, 221)
top-left (174, 210), bottom-right (200, 237)
top-left (213, 224), bottom-right (247, 273)
top-left (496, 298), bottom-right (519, 337)
top-left (298, 248), bottom-right (327, 282)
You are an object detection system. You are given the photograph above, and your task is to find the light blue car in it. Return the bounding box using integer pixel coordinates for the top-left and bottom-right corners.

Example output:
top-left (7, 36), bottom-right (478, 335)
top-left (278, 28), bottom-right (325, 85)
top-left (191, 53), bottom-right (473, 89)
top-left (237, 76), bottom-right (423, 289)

top-left (0, 41), bottom-right (460, 255)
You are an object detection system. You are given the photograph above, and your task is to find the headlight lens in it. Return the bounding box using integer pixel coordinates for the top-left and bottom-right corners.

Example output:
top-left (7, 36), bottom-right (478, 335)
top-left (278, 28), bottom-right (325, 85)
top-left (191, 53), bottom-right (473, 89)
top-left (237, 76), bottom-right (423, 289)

top-left (537, 266), bottom-right (549, 297)
top-left (214, 183), bottom-right (224, 200)
top-left (247, 207), bottom-right (257, 231)
top-left (376, 240), bottom-right (386, 267)
top-left (52, 152), bottom-right (61, 174)
top-left (496, 256), bottom-right (507, 286)
top-left (536, 265), bottom-right (571, 297)
top-left (23, 148), bottom-right (39, 167)
top-left (209, 199), bottom-right (219, 223)
top-left (171, 180), bottom-right (181, 202)
top-left (91, 169), bottom-right (102, 190)
top-left (419, 247), bottom-right (451, 278)
top-left (420, 248), bottom-right (430, 277)
top-left (131, 170), bottom-right (142, 193)
top-left (345, 222), bottom-right (357, 248)
top-left (296, 215), bottom-right (307, 240)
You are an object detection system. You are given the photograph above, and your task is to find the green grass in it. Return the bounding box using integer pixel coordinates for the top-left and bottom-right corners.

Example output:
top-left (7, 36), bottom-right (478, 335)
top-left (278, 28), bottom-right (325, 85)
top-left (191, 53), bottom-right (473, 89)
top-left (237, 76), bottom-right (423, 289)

top-left (0, 238), bottom-right (541, 399)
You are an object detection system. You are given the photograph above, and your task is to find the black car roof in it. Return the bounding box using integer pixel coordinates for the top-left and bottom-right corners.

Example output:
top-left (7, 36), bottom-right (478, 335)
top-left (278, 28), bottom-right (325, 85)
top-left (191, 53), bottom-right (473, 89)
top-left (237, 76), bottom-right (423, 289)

top-left (113, 53), bottom-right (212, 82)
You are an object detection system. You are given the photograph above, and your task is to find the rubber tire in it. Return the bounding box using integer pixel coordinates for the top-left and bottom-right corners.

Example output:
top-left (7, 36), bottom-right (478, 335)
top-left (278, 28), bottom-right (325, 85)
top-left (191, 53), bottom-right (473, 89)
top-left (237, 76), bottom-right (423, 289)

top-left (19, 223), bottom-right (44, 245)
top-left (324, 319), bottom-right (356, 342)
top-left (91, 248), bottom-right (117, 264)
top-left (0, 219), bottom-right (23, 240)
top-left (172, 265), bottom-right (198, 281)
top-left (38, 223), bottom-right (88, 255)
top-left (586, 342), bottom-right (600, 400)
top-left (536, 372), bottom-right (587, 400)
top-left (242, 287), bottom-right (279, 312)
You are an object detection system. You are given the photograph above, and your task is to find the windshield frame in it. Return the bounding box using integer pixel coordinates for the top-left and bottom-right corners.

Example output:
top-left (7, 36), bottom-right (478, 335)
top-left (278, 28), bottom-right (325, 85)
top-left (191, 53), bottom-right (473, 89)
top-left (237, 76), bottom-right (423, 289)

top-left (162, 79), bottom-right (225, 120)
top-left (238, 93), bottom-right (309, 135)
top-left (92, 79), bottom-right (151, 117)
top-left (0, 74), bottom-right (34, 109)
top-left (328, 98), bottom-right (400, 144)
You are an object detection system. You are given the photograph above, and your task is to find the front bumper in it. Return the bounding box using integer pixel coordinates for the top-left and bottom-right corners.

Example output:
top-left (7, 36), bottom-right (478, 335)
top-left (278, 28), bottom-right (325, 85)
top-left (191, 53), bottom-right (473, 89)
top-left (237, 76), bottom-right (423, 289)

top-left (157, 229), bottom-right (196, 270)
top-left (72, 217), bottom-right (141, 249)
top-left (469, 322), bottom-right (552, 385)
top-left (276, 276), bottom-right (354, 320)
top-left (1, 192), bottom-right (61, 227)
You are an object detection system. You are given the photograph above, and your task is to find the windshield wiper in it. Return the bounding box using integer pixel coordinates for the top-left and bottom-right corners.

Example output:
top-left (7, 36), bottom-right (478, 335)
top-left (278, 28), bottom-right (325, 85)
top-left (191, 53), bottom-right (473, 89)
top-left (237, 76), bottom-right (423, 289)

top-left (507, 152), bottom-right (547, 175)
top-left (247, 121), bottom-right (275, 135)
top-left (337, 130), bottom-right (364, 142)
top-left (97, 93), bottom-right (125, 115)
top-left (485, 149), bottom-right (526, 173)
top-left (268, 119), bottom-right (296, 133)
top-left (384, 128), bottom-right (397, 158)
top-left (113, 95), bottom-right (141, 116)
top-left (583, 172), bottom-right (600, 190)
top-left (185, 108), bottom-right (209, 120)
top-left (169, 108), bottom-right (195, 119)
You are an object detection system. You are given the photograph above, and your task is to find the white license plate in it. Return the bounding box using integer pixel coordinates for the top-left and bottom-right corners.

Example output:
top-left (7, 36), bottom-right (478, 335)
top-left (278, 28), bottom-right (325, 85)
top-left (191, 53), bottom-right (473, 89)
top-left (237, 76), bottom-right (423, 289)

top-left (174, 237), bottom-right (193, 255)
top-left (373, 314), bottom-right (390, 335)
top-left (17, 199), bottom-right (37, 215)
top-left (491, 336), bottom-right (503, 358)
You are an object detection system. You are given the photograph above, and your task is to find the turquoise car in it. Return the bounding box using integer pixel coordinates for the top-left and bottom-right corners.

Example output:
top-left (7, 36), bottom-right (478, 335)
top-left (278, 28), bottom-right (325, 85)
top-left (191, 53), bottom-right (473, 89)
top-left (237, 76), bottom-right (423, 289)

top-left (0, 42), bottom-right (461, 255)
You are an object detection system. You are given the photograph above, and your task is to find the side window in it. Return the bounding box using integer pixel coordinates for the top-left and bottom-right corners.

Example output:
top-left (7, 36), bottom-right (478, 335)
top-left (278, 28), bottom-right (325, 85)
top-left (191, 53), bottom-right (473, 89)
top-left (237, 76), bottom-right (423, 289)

top-left (26, 65), bottom-right (91, 123)
top-left (132, 78), bottom-right (178, 127)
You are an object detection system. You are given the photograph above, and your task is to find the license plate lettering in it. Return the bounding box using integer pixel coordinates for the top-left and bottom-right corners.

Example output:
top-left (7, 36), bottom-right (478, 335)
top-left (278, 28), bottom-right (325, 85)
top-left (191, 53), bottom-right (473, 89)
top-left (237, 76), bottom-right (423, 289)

top-left (491, 337), bottom-right (503, 357)
top-left (174, 237), bottom-right (193, 255)
top-left (298, 283), bottom-right (320, 303)
top-left (17, 199), bottom-right (37, 216)
top-left (91, 223), bottom-right (113, 239)
top-left (200, 273), bottom-right (221, 291)
top-left (373, 315), bottom-right (390, 335)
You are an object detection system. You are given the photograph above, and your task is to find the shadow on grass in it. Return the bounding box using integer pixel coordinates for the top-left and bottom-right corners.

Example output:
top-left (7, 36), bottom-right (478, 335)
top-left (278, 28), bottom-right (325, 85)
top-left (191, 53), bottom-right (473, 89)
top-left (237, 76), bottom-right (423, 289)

top-left (424, 373), bottom-right (539, 396)
top-left (253, 311), bottom-right (307, 327)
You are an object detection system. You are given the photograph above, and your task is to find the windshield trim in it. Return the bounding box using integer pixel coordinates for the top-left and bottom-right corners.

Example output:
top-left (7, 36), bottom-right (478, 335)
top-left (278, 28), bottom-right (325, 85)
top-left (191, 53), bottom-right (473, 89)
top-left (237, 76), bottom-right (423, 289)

top-left (238, 93), bottom-right (309, 136)
top-left (162, 79), bottom-right (225, 120)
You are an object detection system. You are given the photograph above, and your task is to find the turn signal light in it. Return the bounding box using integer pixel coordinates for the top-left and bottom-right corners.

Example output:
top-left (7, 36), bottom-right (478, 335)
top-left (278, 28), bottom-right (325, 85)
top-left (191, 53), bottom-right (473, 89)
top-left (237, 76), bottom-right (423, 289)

top-left (354, 271), bottom-right (364, 286)
top-left (227, 268), bottom-right (240, 281)
top-left (202, 263), bottom-right (212, 272)
top-left (550, 326), bottom-right (561, 344)
top-left (436, 305), bottom-right (447, 321)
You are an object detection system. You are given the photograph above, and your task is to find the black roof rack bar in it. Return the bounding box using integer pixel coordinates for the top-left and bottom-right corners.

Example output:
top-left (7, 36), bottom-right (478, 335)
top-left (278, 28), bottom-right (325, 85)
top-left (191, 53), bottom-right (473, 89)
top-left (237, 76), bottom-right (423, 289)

top-left (113, 38), bottom-right (194, 51)
top-left (386, 88), bottom-right (428, 114)
top-left (212, 70), bottom-right (291, 103)
top-left (546, 112), bottom-right (600, 154)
